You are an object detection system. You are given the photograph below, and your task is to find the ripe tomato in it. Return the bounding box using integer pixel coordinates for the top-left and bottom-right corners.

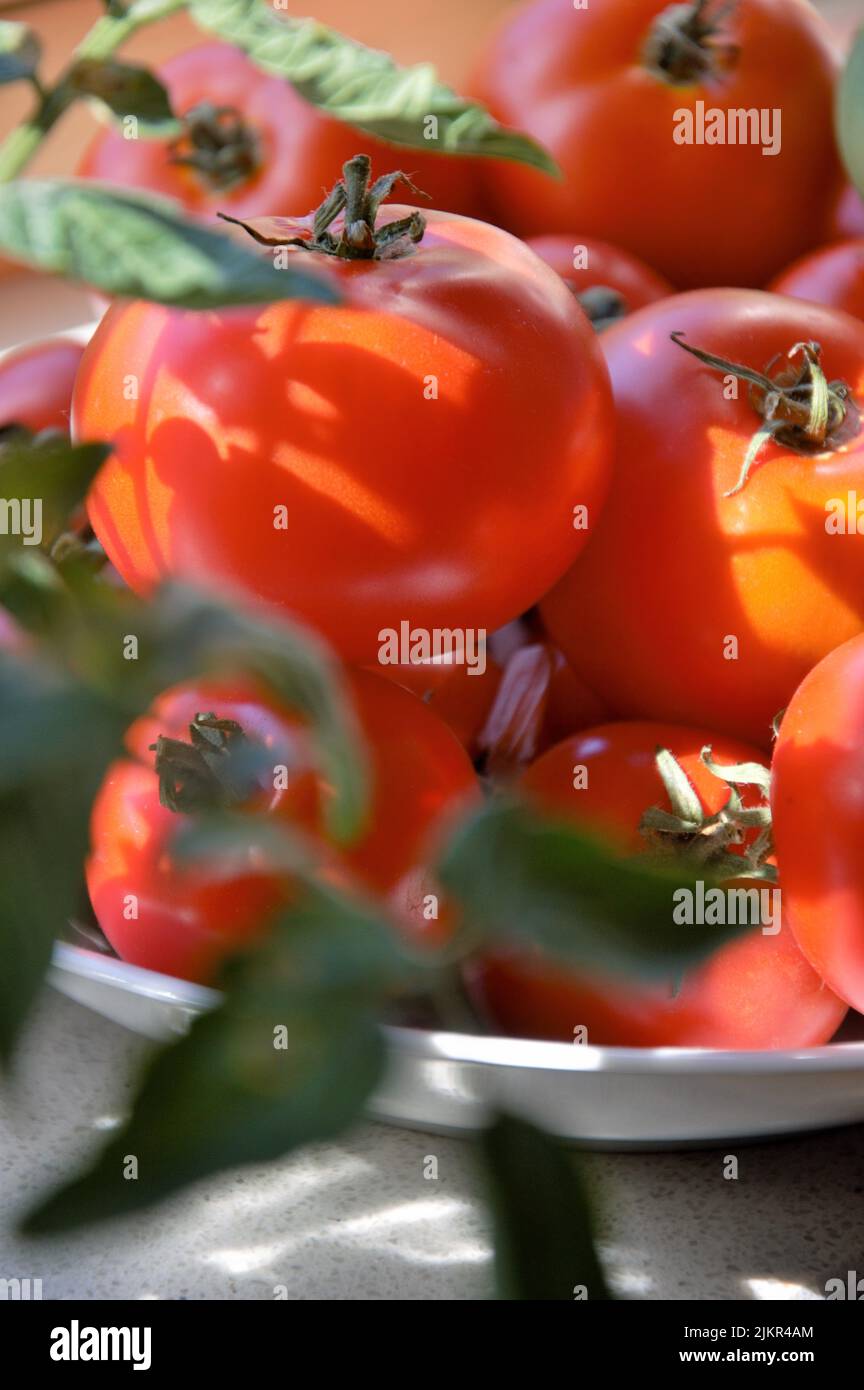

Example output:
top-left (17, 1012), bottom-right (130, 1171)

top-left (77, 176), bottom-right (613, 663)
top-left (87, 667), bottom-right (478, 983)
top-left (525, 235), bottom-right (672, 328)
top-left (542, 289), bottom-right (864, 746)
top-left (772, 634), bottom-right (864, 1013)
top-left (769, 239), bottom-right (864, 322)
top-left (374, 657), bottom-right (501, 759)
top-left (77, 42), bottom-right (484, 221)
top-left (465, 722), bottom-right (846, 1048)
top-left (0, 338), bottom-right (84, 434)
top-left (471, 0), bottom-right (839, 287)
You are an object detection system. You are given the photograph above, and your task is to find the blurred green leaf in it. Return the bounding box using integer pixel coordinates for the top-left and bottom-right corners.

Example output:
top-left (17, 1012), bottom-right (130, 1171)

top-left (21, 885), bottom-right (403, 1232)
top-left (0, 434), bottom-right (110, 556)
top-left (480, 1114), bottom-right (610, 1301)
top-left (0, 180), bottom-right (339, 308)
top-left (838, 27), bottom-right (864, 201)
top-left (0, 21), bottom-right (41, 86)
top-left (188, 0), bottom-right (558, 174)
top-left (69, 59), bottom-right (180, 133)
top-left (0, 655), bottom-right (125, 1063)
top-left (438, 799), bottom-right (749, 978)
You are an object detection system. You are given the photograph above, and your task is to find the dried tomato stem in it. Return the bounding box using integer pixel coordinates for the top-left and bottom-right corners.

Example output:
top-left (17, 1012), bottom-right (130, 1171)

top-left (643, 0), bottom-right (738, 84)
top-left (168, 102), bottom-right (261, 191)
top-left (151, 712), bottom-right (261, 815)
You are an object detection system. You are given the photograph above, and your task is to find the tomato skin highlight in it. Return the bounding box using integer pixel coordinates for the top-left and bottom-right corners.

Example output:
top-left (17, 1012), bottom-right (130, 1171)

top-left (525, 235), bottom-right (672, 315)
top-left (541, 289), bottom-right (864, 747)
top-left (768, 239), bottom-right (864, 322)
top-left (471, 0), bottom-right (840, 288)
top-left (77, 43), bottom-right (484, 221)
top-left (465, 723), bottom-right (847, 1048)
top-left (78, 207), bottom-right (613, 663)
top-left (87, 668), bottom-right (479, 983)
top-left (0, 338), bottom-right (84, 434)
top-left (772, 635), bottom-right (864, 1014)
top-left (822, 181), bottom-right (864, 243)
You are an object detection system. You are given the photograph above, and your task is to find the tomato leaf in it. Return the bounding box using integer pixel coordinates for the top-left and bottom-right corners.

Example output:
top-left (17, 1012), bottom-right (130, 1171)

top-left (480, 1114), bottom-right (610, 1301)
top-left (187, 0), bottom-right (558, 174)
top-left (0, 180), bottom-right (339, 308)
top-left (69, 59), bottom-right (180, 133)
top-left (438, 799), bottom-right (749, 977)
top-left (838, 26), bottom-right (864, 201)
top-left (20, 886), bottom-right (401, 1232)
top-left (0, 21), bottom-right (41, 86)
top-left (0, 434), bottom-right (110, 556)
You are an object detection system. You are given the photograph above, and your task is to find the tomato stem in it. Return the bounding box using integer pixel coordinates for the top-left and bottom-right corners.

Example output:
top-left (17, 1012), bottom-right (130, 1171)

top-left (574, 285), bottom-right (629, 332)
top-left (167, 102), bottom-right (261, 191)
top-left (671, 332), bottom-right (858, 495)
top-left (151, 712), bottom-right (262, 815)
top-left (638, 746), bottom-right (776, 881)
top-left (219, 154), bottom-right (429, 261)
top-left (643, 0), bottom-right (738, 85)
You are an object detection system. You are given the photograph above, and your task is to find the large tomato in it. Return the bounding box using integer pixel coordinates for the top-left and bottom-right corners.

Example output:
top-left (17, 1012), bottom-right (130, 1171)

top-left (542, 289), bottom-right (864, 747)
top-left (772, 635), bottom-right (864, 1013)
top-left (87, 667), bottom-right (479, 983)
top-left (465, 722), bottom-right (846, 1048)
top-left (77, 42), bottom-right (484, 221)
top-left (471, 0), bottom-right (840, 287)
top-left (76, 177), bottom-right (613, 663)
top-left (525, 235), bottom-right (672, 328)
top-left (769, 239), bottom-right (864, 321)
top-left (0, 339), bottom-right (84, 434)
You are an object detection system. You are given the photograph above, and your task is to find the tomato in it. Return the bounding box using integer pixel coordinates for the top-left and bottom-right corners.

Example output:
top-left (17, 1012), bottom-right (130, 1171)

top-left (772, 634), bottom-right (864, 1013)
top-left (525, 235), bottom-right (672, 328)
top-left (822, 181), bottom-right (864, 243)
top-left (465, 722), bottom-right (846, 1048)
top-left (471, 0), bottom-right (839, 288)
top-left (77, 42), bottom-right (484, 222)
top-left (77, 174), bottom-right (613, 664)
top-left (541, 289), bottom-right (864, 747)
top-left (0, 338), bottom-right (84, 435)
top-left (374, 657), bottom-right (501, 758)
top-left (87, 667), bottom-right (479, 983)
top-left (768, 239), bottom-right (864, 322)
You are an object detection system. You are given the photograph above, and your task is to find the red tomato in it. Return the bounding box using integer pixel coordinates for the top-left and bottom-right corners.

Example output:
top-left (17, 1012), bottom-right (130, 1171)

top-left (541, 289), bottom-right (864, 746)
top-left (0, 338), bottom-right (84, 434)
top-left (465, 722), bottom-right (846, 1048)
top-left (374, 657), bottom-right (501, 758)
top-left (471, 0), bottom-right (840, 287)
top-left (822, 181), bottom-right (864, 243)
top-left (525, 234), bottom-right (672, 327)
top-left (768, 239), bottom-right (864, 322)
top-left (772, 634), bottom-right (864, 1013)
top-left (77, 194), bottom-right (613, 663)
top-left (87, 667), bottom-right (478, 983)
top-left (77, 42), bottom-right (484, 221)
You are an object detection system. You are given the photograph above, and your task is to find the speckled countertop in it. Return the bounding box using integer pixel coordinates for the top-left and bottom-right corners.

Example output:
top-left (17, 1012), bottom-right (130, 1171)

top-left (0, 989), bottom-right (861, 1301)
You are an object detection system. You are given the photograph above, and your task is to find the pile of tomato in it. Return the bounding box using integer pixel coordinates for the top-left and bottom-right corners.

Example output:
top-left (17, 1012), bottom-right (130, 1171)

top-left (4, 0), bottom-right (864, 1051)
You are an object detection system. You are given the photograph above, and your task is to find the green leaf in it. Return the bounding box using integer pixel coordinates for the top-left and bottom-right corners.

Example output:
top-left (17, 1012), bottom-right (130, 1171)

top-left (0, 434), bottom-right (110, 557)
top-left (69, 59), bottom-right (180, 134)
top-left (21, 886), bottom-right (401, 1232)
top-left (0, 180), bottom-right (340, 309)
top-left (438, 800), bottom-right (749, 978)
top-left (188, 0), bottom-right (558, 174)
top-left (838, 27), bottom-right (864, 200)
top-left (0, 21), bottom-right (41, 86)
top-left (480, 1114), bottom-right (610, 1301)
top-left (0, 657), bottom-right (125, 1063)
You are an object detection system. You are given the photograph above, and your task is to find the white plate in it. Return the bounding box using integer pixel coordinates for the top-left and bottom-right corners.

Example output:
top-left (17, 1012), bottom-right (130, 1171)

top-left (9, 306), bottom-right (864, 1150)
top-left (50, 943), bottom-right (864, 1149)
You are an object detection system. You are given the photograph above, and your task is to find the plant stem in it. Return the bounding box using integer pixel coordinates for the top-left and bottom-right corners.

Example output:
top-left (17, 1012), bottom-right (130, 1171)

top-left (0, 0), bottom-right (188, 182)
